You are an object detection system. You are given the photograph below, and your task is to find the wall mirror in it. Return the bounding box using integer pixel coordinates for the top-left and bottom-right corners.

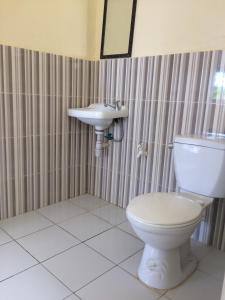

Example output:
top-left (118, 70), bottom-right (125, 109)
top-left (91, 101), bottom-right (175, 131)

top-left (100, 0), bottom-right (137, 59)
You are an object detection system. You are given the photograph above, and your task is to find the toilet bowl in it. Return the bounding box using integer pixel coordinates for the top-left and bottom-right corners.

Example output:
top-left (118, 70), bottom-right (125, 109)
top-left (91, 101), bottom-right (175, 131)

top-left (126, 135), bottom-right (225, 289)
top-left (127, 192), bottom-right (204, 289)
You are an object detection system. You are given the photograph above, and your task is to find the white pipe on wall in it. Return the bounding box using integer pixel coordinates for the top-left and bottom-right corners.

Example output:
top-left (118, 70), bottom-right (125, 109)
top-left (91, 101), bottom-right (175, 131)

top-left (95, 130), bottom-right (105, 157)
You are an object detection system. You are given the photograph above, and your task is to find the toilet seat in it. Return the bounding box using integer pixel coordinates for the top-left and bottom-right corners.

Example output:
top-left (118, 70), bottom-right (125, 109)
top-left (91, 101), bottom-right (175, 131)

top-left (126, 192), bottom-right (203, 228)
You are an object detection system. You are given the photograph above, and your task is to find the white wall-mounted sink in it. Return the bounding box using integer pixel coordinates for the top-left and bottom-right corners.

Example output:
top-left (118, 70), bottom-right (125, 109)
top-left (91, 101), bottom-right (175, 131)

top-left (68, 103), bottom-right (128, 130)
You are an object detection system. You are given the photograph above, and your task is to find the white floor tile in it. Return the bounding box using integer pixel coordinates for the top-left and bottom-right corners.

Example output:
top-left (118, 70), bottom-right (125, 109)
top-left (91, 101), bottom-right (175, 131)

top-left (119, 250), bottom-right (143, 277)
top-left (85, 228), bottom-right (144, 264)
top-left (119, 251), bottom-right (167, 296)
top-left (191, 239), bottom-right (213, 261)
top-left (0, 241), bottom-right (37, 281)
top-left (17, 226), bottom-right (80, 261)
top-left (1, 196), bottom-right (224, 300)
top-left (38, 200), bottom-right (86, 223)
top-left (60, 213), bottom-right (112, 241)
top-left (166, 270), bottom-right (223, 300)
top-left (43, 243), bottom-right (114, 291)
top-left (91, 204), bottom-right (127, 225)
top-left (70, 194), bottom-right (109, 211)
top-left (117, 221), bottom-right (138, 237)
top-left (0, 211), bottom-right (53, 239)
top-left (0, 265), bottom-right (70, 300)
top-left (77, 267), bottom-right (159, 300)
top-left (198, 249), bottom-right (225, 281)
top-left (0, 228), bottom-right (12, 245)
top-left (64, 295), bottom-right (80, 300)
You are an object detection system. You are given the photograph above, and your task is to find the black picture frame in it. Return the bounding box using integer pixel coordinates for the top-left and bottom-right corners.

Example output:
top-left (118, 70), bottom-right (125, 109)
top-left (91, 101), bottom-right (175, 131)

top-left (100, 0), bottom-right (137, 59)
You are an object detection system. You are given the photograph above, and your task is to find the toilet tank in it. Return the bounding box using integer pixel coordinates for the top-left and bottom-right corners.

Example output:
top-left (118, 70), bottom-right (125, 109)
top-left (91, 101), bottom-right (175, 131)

top-left (174, 135), bottom-right (225, 198)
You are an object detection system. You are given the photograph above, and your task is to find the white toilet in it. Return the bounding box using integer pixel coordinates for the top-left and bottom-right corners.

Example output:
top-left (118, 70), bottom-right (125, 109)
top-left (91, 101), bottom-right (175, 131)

top-left (126, 135), bottom-right (225, 289)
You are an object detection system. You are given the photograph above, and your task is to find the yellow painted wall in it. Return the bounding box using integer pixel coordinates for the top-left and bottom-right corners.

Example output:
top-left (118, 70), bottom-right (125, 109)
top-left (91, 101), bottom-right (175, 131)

top-left (87, 0), bottom-right (104, 60)
top-left (94, 0), bottom-right (225, 59)
top-left (87, 0), bottom-right (103, 60)
top-left (1, 0), bottom-right (225, 59)
top-left (0, 0), bottom-right (89, 58)
top-left (133, 0), bottom-right (225, 57)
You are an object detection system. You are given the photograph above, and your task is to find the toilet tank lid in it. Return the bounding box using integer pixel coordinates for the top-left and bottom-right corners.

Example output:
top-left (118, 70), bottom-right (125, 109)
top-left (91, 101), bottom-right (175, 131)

top-left (174, 134), bottom-right (225, 150)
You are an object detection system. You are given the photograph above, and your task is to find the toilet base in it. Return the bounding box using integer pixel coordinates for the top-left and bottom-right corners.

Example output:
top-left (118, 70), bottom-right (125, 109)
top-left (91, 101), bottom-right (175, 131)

top-left (138, 240), bottom-right (197, 289)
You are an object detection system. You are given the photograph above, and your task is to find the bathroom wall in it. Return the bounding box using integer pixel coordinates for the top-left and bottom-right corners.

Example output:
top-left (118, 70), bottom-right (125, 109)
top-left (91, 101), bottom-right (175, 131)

top-left (132, 0), bottom-right (225, 57)
top-left (0, 44), bottom-right (224, 250)
top-left (0, 0), bottom-right (90, 58)
top-left (91, 0), bottom-right (225, 59)
top-left (87, 50), bottom-right (225, 250)
top-left (0, 45), bottom-right (89, 219)
top-left (1, 0), bottom-right (225, 60)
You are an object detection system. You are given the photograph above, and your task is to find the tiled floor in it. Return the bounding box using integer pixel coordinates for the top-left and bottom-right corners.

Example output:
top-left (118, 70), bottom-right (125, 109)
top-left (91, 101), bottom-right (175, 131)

top-left (0, 194), bottom-right (224, 300)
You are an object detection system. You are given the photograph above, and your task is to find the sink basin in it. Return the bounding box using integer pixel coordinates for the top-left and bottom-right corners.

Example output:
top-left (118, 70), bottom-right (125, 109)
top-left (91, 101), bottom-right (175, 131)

top-left (68, 103), bottom-right (128, 130)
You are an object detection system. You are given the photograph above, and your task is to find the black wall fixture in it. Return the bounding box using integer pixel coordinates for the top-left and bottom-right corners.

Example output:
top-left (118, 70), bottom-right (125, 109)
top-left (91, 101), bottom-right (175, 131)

top-left (100, 0), bottom-right (137, 59)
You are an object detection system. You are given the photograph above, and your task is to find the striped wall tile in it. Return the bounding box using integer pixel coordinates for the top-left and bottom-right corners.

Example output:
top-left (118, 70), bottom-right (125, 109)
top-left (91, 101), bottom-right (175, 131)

top-left (87, 50), bottom-right (225, 251)
top-left (0, 44), bottom-right (225, 251)
top-left (0, 45), bottom-right (89, 219)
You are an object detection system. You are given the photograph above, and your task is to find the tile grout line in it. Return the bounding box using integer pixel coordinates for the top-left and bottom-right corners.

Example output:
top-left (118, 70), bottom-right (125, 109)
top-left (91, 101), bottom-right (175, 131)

top-left (0, 196), bottom-right (223, 299)
top-left (63, 293), bottom-right (82, 300)
top-left (1, 200), bottom-right (146, 295)
top-left (0, 217), bottom-right (78, 294)
top-left (0, 227), bottom-right (41, 283)
top-left (40, 263), bottom-right (75, 294)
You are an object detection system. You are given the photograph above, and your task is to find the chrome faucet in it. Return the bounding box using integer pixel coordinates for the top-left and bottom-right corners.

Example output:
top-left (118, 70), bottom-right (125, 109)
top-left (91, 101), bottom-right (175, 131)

top-left (104, 100), bottom-right (121, 111)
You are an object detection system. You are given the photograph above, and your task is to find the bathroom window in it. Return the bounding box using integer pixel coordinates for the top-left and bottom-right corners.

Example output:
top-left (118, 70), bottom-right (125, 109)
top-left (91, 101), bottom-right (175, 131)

top-left (213, 71), bottom-right (225, 101)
